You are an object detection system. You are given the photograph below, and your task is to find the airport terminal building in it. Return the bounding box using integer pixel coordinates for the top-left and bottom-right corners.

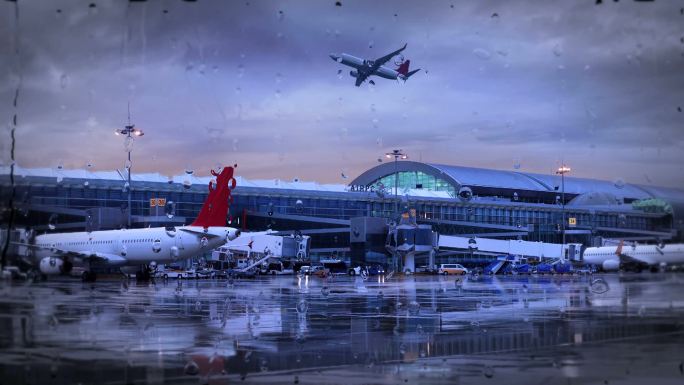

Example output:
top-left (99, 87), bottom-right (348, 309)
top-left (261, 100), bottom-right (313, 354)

top-left (2, 161), bottom-right (682, 265)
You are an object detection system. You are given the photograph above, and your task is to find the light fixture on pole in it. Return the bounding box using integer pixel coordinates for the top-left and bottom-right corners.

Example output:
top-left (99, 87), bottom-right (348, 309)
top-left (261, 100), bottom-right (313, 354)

top-left (384, 149), bottom-right (408, 219)
top-left (115, 109), bottom-right (144, 228)
top-left (556, 164), bottom-right (571, 248)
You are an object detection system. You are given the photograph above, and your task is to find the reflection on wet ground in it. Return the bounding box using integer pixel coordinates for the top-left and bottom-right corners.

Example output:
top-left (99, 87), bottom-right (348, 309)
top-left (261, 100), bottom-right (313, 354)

top-left (1, 273), bottom-right (683, 384)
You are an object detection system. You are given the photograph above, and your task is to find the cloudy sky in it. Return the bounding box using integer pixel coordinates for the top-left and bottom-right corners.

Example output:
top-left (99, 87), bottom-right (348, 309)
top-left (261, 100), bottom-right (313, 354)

top-left (1, 0), bottom-right (682, 188)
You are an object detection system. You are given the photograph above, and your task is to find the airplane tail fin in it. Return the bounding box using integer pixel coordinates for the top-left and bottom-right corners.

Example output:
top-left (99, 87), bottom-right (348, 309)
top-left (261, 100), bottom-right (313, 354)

top-left (396, 60), bottom-right (411, 76)
top-left (615, 240), bottom-right (624, 256)
top-left (190, 165), bottom-right (237, 227)
top-left (397, 60), bottom-right (420, 81)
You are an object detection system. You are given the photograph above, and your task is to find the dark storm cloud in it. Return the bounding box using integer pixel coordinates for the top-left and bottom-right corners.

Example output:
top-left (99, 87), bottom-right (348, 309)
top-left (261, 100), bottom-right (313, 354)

top-left (1, 0), bottom-right (682, 188)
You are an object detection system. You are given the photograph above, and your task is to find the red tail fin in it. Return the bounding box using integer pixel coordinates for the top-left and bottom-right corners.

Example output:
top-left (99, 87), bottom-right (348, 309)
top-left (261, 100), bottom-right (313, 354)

top-left (615, 240), bottom-right (624, 256)
top-left (396, 60), bottom-right (410, 76)
top-left (191, 165), bottom-right (237, 227)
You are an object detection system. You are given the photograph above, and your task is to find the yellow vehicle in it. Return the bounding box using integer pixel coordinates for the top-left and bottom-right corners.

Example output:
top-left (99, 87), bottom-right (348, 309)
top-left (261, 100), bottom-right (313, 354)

top-left (438, 264), bottom-right (468, 275)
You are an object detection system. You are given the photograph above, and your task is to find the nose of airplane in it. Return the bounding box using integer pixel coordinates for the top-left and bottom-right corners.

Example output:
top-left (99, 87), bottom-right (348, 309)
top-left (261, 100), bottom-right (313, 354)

top-left (329, 53), bottom-right (340, 62)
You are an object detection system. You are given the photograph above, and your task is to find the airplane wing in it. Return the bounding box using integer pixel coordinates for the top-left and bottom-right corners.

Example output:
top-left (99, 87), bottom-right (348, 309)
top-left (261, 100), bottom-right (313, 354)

top-left (355, 74), bottom-right (368, 87)
top-left (11, 242), bottom-right (127, 265)
top-left (370, 43), bottom-right (407, 71)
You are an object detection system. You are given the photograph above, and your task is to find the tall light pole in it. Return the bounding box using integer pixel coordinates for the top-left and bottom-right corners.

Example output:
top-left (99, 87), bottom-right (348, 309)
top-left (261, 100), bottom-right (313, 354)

top-left (115, 112), bottom-right (144, 228)
top-left (385, 149), bottom-right (408, 219)
top-left (556, 165), bottom-right (571, 248)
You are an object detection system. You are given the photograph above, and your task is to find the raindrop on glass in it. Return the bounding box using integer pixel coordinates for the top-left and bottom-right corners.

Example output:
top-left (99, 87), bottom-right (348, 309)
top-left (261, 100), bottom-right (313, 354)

top-left (408, 301), bottom-right (420, 315)
top-left (259, 358), bottom-right (269, 372)
top-left (185, 167), bottom-right (194, 175)
top-left (48, 213), bottom-right (58, 230)
top-left (613, 178), bottom-right (625, 189)
top-left (589, 278), bottom-right (609, 294)
top-left (164, 201), bottom-right (175, 219)
top-left (59, 74), bottom-right (69, 90)
top-left (277, 10), bottom-right (284, 21)
top-left (321, 286), bottom-right (330, 297)
top-left (296, 299), bottom-right (308, 314)
top-left (473, 48), bottom-right (491, 60)
top-left (124, 137), bottom-right (133, 153)
top-left (553, 44), bottom-right (563, 57)
top-left (483, 365), bottom-right (494, 378)
top-left (183, 180), bottom-right (192, 189)
top-left (122, 182), bottom-right (130, 193)
top-left (124, 159), bottom-right (132, 170)
top-left (184, 360), bottom-right (200, 375)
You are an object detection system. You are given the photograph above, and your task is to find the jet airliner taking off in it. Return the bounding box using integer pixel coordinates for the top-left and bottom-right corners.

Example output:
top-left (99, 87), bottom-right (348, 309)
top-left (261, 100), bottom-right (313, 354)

top-left (583, 240), bottom-right (684, 271)
top-left (330, 43), bottom-right (420, 86)
top-left (16, 166), bottom-right (241, 281)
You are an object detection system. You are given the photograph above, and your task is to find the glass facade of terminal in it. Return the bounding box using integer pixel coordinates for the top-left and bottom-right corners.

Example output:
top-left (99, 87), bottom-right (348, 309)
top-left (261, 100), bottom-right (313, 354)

top-left (373, 171), bottom-right (456, 196)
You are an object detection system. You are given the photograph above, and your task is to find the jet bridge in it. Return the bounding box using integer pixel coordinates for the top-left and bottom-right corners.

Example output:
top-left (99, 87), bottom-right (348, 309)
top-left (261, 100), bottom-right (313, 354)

top-left (437, 234), bottom-right (582, 262)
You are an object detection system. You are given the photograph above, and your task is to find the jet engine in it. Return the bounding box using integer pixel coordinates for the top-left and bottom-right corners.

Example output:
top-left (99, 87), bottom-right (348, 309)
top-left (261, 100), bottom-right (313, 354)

top-left (39, 257), bottom-right (72, 275)
top-left (602, 259), bottom-right (620, 271)
top-left (349, 70), bottom-right (359, 78)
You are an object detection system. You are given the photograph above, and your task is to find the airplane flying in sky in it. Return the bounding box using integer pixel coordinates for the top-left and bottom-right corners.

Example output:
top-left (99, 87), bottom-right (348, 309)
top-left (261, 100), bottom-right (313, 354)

top-left (16, 166), bottom-right (241, 282)
top-left (583, 240), bottom-right (684, 272)
top-left (330, 43), bottom-right (420, 87)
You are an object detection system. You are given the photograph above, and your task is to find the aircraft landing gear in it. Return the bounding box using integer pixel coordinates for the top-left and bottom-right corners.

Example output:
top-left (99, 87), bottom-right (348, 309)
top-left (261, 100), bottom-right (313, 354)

top-left (135, 264), bottom-right (155, 282)
top-left (82, 271), bottom-right (97, 282)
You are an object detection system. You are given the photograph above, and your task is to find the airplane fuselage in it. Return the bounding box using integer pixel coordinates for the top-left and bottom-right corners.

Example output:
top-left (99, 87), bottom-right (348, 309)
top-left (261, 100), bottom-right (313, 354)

top-left (583, 243), bottom-right (684, 270)
top-left (32, 226), bottom-right (237, 268)
top-left (333, 53), bottom-right (401, 80)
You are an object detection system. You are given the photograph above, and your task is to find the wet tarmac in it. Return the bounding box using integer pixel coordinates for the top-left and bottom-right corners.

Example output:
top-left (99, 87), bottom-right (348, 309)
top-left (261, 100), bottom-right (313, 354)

top-left (1, 273), bottom-right (683, 384)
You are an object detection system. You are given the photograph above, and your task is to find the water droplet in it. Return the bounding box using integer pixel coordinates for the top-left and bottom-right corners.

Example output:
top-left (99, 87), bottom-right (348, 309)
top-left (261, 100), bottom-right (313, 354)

top-left (48, 213), bottom-right (58, 230)
top-left (470, 320), bottom-right (480, 328)
top-left (184, 360), bottom-right (200, 375)
top-left (259, 358), bottom-right (269, 372)
top-left (408, 301), bottom-right (420, 315)
top-left (296, 299), bottom-right (308, 314)
top-left (183, 180), bottom-right (192, 189)
top-left (613, 178), bottom-right (625, 189)
top-left (553, 44), bottom-right (563, 57)
top-left (473, 48), bottom-right (491, 60)
top-left (124, 159), bottom-right (132, 170)
top-left (123, 137), bottom-right (133, 153)
top-left (122, 182), bottom-right (130, 193)
top-left (368, 40), bottom-right (374, 49)
top-left (83, 180), bottom-right (90, 187)
top-left (165, 201), bottom-right (175, 218)
top-left (483, 365), bottom-right (494, 378)
top-left (277, 10), bottom-right (284, 21)
top-left (59, 74), bottom-right (69, 90)
top-left (638, 306), bottom-right (646, 317)
top-left (589, 278), bottom-right (609, 294)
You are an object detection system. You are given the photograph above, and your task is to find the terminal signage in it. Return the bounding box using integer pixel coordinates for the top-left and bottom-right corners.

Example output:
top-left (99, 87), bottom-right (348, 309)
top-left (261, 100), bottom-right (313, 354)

top-left (349, 185), bottom-right (374, 192)
top-left (568, 217), bottom-right (577, 227)
top-left (149, 198), bottom-right (167, 207)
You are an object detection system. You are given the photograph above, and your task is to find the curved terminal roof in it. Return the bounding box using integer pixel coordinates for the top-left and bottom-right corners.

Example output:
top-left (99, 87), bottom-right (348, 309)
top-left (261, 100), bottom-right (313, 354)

top-left (351, 161), bottom-right (683, 213)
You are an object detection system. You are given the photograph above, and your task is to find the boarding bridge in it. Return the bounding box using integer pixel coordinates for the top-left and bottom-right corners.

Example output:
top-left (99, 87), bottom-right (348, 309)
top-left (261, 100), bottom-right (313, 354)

top-left (438, 235), bottom-right (582, 262)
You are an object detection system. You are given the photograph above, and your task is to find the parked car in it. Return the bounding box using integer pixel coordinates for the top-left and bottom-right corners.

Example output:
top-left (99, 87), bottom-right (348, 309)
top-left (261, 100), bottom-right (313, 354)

top-left (438, 264), bottom-right (468, 275)
top-left (196, 268), bottom-right (217, 279)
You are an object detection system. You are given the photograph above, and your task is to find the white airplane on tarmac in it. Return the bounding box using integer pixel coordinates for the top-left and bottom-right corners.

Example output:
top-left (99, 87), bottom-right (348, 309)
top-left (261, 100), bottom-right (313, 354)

top-left (583, 240), bottom-right (684, 272)
top-left (330, 43), bottom-right (420, 87)
top-left (16, 166), bottom-right (241, 282)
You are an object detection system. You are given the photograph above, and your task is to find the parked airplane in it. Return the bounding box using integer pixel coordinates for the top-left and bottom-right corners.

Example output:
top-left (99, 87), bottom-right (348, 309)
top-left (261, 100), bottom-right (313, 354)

top-left (330, 43), bottom-right (420, 86)
top-left (16, 166), bottom-right (241, 281)
top-left (583, 240), bottom-right (684, 272)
